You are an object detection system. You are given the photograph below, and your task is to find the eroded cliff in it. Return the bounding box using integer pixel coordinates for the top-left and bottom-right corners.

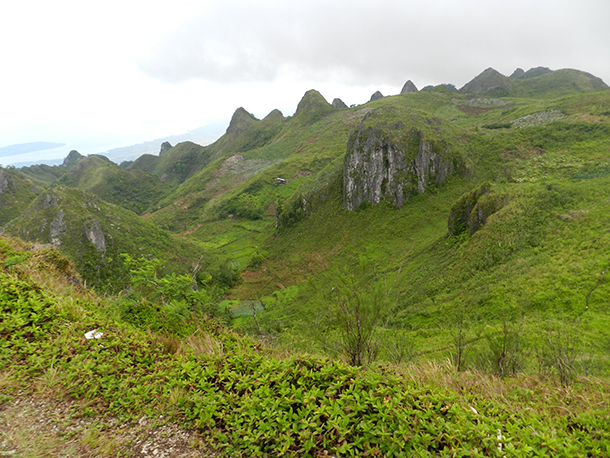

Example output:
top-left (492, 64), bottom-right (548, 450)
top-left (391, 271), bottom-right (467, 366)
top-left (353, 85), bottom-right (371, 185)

top-left (343, 121), bottom-right (461, 211)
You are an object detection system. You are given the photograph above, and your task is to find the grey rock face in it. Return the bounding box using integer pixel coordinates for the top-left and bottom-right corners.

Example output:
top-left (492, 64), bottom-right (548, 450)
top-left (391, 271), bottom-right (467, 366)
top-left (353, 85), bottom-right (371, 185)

top-left (40, 190), bottom-right (58, 208)
top-left (453, 97), bottom-right (514, 109)
top-left (343, 123), bottom-right (455, 211)
top-left (50, 209), bottom-right (66, 247)
top-left (84, 219), bottom-right (106, 253)
top-left (332, 98), bottom-right (348, 109)
top-left (369, 91), bottom-right (384, 102)
top-left (511, 110), bottom-right (565, 128)
top-left (400, 80), bottom-right (418, 94)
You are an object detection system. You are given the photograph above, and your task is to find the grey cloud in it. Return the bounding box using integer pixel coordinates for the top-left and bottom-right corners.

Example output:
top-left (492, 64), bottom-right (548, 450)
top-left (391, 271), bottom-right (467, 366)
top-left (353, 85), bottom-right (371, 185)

top-left (139, 0), bottom-right (610, 88)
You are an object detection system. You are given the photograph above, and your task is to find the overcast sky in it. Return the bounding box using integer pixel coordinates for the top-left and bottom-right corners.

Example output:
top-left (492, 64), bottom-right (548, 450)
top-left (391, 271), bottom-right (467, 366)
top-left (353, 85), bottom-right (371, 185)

top-left (1, 0), bottom-right (609, 164)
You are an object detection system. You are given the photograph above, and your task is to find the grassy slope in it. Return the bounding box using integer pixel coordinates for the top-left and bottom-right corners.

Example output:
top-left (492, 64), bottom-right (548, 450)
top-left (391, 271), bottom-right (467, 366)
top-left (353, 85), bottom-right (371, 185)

top-left (210, 89), bottom-right (610, 376)
top-left (6, 79), bottom-right (609, 377)
top-left (1, 236), bottom-right (609, 457)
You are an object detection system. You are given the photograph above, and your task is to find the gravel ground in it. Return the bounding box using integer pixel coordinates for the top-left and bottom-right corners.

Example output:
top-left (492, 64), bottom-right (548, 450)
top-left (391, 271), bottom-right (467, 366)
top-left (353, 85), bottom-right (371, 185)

top-left (0, 394), bottom-right (221, 458)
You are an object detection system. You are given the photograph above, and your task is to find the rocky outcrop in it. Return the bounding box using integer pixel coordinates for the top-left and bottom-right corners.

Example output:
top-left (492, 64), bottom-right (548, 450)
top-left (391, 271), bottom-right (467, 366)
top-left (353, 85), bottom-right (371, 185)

top-left (343, 123), bottom-right (458, 211)
top-left (50, 209), bottom-right (66, 247)
top-left (511, 110), bottom-right (565, 128)
top-left (159, 141), bottom-right (172, 155)
top-left (226, 107), bottom-right (258, 137)
top-left (422, 84), bottom-right (459, 93)
top-left (292, 90), bottom-right (334, 125)
top-left (40, 190), bottom-right (59, 208)
top-left (519, 67), bottom-right (552, 79)
top-left (454, 97), bottom-right (514, 109)
top-left (84, 218), bottom-right (106, 253)
top-left (332, 98), bottom-right (348, 109)
top-left (400, 80), bottom-right (418, 94)
top-left (295, 90), bottom-right (330, 112)
top-left (262, 109), bottom-right (285, 123)
top-left (447, 182), bottom-right (504, 236)
top-left (369, 91), bottom-right (384, 102)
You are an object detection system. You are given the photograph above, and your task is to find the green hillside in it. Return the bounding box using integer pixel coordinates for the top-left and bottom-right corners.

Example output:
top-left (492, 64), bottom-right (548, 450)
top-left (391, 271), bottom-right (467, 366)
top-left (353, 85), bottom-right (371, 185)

top-left (16, 151), bottom-right (171, 215)
top-left (126, 109), bottom-right (287, 188)
top-left (7, 69), bottom-right (610, 374)
top-left (136, 81), bottom-right (610, 377)
top-left (16, 162), bottom-right (66, 187)
top-left (223, 88), bottom-right (610, 374)
top-left (128, 141), bottom-right (211, 185)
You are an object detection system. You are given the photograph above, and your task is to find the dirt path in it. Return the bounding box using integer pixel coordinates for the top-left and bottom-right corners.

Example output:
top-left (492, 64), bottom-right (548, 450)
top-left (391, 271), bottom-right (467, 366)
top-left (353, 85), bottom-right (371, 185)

top-left (0, 394), bottom-right (220, 457)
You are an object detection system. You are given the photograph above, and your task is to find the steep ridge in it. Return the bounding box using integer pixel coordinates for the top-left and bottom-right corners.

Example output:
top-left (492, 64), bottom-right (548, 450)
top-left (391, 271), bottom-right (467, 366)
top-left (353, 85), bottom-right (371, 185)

top-left (127, 141), bottom-right (211, 185)
top-left (3, 186), bottom-right (207, 291)
top-left (459, 67), bottom-right (514, 96)
top-left (290, 89), bottom-right (335, 126)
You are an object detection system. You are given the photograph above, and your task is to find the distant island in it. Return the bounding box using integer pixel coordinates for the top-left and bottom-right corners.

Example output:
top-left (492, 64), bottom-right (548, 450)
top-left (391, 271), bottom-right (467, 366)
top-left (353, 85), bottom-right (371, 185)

top-left (0, 141), bottom-right (66, 158)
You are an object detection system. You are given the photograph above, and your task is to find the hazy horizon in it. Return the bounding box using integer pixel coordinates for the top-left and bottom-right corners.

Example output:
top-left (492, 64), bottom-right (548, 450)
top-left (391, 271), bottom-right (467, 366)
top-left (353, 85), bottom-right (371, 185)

top-left (3, 0), bottom-right (609, 167)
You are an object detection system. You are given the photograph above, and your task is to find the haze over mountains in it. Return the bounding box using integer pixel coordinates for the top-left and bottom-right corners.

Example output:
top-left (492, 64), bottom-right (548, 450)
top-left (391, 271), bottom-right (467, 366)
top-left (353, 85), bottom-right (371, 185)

top-left (4, 66), bottom-right (607, 169)
top-left (1, 122), bottom-right (228, 167)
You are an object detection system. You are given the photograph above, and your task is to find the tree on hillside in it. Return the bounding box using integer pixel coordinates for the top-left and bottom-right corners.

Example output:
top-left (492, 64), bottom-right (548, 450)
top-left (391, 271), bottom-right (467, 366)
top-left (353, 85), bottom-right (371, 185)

top-left (318, 255), bottom-right (398, 366)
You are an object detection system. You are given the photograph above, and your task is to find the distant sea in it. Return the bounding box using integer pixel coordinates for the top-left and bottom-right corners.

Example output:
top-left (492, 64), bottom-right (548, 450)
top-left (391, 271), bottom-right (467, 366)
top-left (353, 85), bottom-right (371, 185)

top-left (2, 121), bottom-right (227, 168)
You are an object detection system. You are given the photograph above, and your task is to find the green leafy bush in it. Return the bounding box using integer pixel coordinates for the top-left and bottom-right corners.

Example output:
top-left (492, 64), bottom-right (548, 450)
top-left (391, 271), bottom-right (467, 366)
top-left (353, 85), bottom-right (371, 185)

top-left (113, 254), bottom-right (218, 335)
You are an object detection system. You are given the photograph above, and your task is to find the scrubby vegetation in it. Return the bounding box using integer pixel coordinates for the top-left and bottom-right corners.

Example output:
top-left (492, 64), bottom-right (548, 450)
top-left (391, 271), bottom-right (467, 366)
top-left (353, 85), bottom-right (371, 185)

top-left (2, 237), bottom-right (610, 456)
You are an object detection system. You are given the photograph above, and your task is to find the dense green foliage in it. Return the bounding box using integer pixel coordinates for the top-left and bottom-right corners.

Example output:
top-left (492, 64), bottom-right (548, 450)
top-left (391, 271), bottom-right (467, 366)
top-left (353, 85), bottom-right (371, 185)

top-left (17, 162), bottom-right (66, 187)
top-left (112, 254), bottom-right (220, 334)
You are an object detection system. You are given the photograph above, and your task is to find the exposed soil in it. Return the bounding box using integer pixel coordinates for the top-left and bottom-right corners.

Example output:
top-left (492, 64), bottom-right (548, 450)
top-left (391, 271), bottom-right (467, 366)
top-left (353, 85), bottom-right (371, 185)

top-left (456, 105), bottom-right (496, 116)
top-left (0, 394), bottom-right (219, 457)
